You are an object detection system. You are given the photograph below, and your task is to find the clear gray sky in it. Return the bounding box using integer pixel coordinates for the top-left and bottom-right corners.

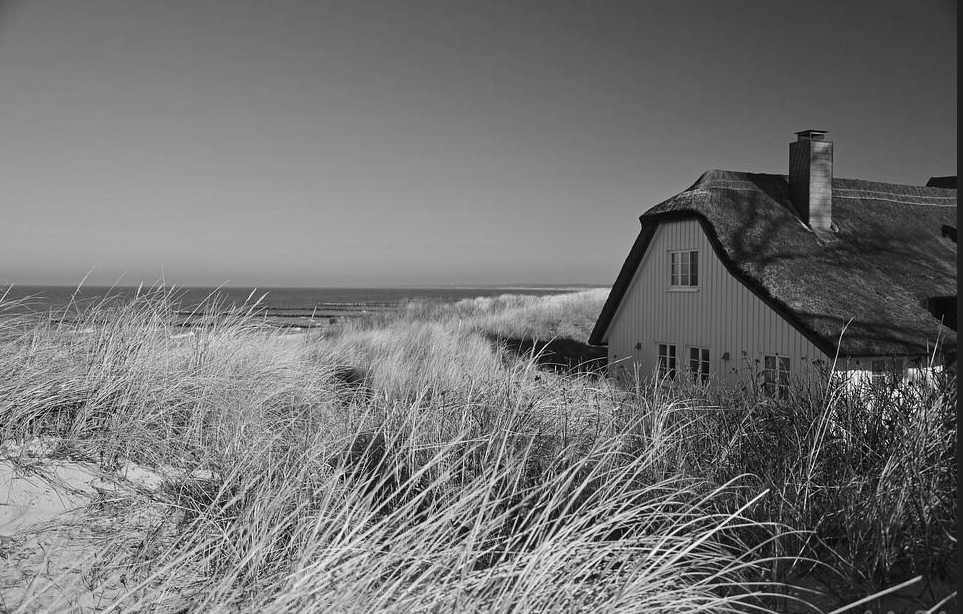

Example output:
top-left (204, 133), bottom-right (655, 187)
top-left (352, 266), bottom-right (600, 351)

top-left (0, 0), bottom-right (956, 287)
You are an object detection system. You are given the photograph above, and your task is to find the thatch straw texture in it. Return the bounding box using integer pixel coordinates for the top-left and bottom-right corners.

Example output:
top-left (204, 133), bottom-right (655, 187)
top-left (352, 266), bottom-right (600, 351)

top-left (591, 170), bottom-right (957, 358)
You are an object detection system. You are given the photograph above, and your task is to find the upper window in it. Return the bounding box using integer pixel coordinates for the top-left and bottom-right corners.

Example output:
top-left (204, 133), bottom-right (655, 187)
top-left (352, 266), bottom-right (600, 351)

top-left (688, 346), bottom-right (710, 383)
top-left (763, 355), bottom-right (791, 398)
top-left (657, 343), bottom-right (677, 380)
top-left (670, 250), bottom-right (699, 288)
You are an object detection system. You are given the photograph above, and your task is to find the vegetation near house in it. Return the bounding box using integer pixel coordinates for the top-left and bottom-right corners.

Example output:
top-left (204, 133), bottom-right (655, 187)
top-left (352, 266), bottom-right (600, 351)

top-left (0, 287), bottom-right (955, 612)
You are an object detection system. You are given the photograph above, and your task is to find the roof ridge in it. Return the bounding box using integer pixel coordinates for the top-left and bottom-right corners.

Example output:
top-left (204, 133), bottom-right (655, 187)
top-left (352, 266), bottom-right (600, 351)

top-left (693, 169), bottom-right (957, 192)
top-left (835, 187), bottom-right (956, 197)
top-left (834, 195), bottom-right (956, 207)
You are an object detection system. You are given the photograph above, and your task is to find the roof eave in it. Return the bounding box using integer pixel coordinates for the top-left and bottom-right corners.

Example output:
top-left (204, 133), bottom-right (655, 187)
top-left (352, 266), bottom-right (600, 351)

top-left (588, 222), bottom-right (657, 346)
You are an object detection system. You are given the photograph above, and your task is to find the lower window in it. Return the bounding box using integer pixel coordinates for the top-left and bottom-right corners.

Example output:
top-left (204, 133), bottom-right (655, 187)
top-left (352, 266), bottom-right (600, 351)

top-left (763, 355), bottom-right (791, 398)
top-left (688, 346), bottom-right (710, 383)
top-left (657, 343), bottom-right (677, 379)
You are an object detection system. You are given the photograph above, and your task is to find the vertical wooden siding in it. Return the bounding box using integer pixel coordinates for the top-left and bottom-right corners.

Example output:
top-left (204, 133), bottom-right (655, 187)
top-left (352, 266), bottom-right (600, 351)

top-left (605, 219), bottom-right (828, 383)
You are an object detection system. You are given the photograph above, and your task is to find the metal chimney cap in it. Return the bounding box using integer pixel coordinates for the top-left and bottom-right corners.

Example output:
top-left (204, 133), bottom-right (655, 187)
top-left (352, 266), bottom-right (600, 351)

top-left (795, 130), bottom-right (828, 141)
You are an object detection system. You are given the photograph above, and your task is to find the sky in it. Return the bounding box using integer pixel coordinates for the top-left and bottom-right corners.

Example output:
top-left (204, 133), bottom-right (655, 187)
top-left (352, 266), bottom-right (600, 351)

top-left (0, 0), bottom-right (956, 288)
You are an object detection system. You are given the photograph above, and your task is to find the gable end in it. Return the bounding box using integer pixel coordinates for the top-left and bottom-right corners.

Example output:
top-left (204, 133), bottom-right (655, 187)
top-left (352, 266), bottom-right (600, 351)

top-left (590, 212), bottom-right (838, 357)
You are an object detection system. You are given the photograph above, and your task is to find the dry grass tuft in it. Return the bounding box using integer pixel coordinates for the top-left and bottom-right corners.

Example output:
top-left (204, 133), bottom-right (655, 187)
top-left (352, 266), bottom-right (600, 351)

top-left (0, 287), bottom-right (955, 612)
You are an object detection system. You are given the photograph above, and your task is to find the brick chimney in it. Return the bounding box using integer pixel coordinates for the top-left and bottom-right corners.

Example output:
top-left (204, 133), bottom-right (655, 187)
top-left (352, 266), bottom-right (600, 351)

top-left (789, 130), bottom-right (833, 232)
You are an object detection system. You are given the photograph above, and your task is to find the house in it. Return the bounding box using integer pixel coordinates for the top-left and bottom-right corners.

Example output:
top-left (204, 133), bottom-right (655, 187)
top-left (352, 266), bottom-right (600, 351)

top-left (589, 131), bottom-right (957, 392)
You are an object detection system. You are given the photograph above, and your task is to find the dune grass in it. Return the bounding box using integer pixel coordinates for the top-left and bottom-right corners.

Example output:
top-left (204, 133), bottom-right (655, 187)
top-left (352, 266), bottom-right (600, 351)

top-left (358, 289), bottom-right (610, 374)
top-left (0, 287), bottom-right (956, 612)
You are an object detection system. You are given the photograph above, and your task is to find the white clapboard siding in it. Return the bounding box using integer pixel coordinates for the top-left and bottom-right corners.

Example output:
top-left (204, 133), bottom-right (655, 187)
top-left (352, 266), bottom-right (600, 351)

top-left (604, 218), bottom-right (828, 383)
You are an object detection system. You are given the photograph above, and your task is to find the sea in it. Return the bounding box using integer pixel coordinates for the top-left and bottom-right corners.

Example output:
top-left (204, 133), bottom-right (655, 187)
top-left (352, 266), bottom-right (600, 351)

top-left (0, 284), bottom-right (600, 329)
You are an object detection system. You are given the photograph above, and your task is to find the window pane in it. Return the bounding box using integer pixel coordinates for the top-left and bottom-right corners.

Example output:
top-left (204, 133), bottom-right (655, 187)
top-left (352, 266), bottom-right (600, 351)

top-left (701, 348), bottom-right (709, 362)
top-left (659, 344), bottom-right (677, 378)
top-left (690, 252), bottom-right (698, 285)
top-left (779, 357), bottom-right (790, 373)
top-left (764, 355), bottom-right (775, 370)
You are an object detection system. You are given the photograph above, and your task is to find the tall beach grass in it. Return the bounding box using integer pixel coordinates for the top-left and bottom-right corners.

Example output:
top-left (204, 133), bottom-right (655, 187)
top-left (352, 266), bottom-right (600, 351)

top-left (0, 287), bottom-right (955, 612)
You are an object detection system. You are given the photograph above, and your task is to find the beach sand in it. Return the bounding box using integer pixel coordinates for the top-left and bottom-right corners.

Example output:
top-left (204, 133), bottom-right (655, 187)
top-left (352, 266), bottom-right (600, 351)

top-left (0, 438), bottom-right (202, 612)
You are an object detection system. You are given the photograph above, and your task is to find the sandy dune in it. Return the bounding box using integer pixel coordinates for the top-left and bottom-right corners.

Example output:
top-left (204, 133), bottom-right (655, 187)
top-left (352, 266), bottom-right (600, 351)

top-left (0, 439), bottom-right (188, 612)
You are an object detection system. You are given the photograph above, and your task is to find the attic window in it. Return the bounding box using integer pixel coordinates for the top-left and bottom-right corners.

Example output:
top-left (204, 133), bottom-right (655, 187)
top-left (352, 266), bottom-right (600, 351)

top-left (941, 225), bottom-right (957, 243)
top-left (922, 296), bottom-right (957, 331)
top-left (669, 250), bottom-right (699, 288)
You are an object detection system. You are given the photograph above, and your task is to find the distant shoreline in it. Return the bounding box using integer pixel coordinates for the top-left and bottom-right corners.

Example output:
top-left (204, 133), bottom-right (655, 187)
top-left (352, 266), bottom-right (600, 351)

top-left (1, 285), bottom-right (610, 329)
top-left (1, 284), bottom-right (608, 295)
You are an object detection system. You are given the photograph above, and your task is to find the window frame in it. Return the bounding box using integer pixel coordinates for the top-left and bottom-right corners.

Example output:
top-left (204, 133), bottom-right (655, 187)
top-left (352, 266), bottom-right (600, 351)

top-left (763, 354), bottom-right (791, 398)
top-left (687, 345), bottom-right (710, 383)
top-left (668, 249), bottom-right (700, 290)
top-left (657, 343), bottom-right (677, 380)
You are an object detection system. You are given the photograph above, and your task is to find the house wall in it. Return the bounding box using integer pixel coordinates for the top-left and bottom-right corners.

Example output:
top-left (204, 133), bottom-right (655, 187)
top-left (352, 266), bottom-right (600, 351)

top-left (605, 218), bottom-right (829, 384)
top-left (838, 367), bottom-right (932, 388)
top-left (834, 358), bottom-right (941, 391)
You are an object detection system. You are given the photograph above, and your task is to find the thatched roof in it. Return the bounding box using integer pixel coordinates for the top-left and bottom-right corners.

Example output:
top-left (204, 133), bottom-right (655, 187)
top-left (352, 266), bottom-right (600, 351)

top-left (590, 170), bottom-right (957, 359)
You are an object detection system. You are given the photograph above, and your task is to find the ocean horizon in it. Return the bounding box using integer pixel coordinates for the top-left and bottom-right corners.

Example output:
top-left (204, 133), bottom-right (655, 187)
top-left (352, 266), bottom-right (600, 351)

top-left (1, 284), bottom-right (608, 326)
